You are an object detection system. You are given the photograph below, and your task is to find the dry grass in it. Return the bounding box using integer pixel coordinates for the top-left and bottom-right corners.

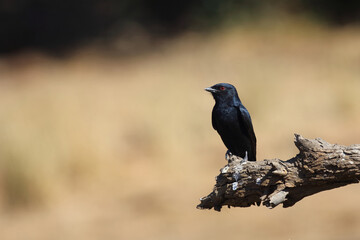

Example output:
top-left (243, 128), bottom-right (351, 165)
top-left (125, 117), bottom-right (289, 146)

top-left (0, 21), bottom-right (360, 240)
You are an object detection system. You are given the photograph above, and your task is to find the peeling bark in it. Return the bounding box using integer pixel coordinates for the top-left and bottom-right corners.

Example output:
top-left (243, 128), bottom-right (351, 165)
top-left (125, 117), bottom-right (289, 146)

top-left (197, 135), bottom-right (360, 211)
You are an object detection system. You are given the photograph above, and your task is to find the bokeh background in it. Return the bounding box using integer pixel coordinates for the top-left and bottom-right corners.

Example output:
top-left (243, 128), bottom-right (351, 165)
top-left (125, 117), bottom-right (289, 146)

top-left (1, 1), bottom-right (360, 239)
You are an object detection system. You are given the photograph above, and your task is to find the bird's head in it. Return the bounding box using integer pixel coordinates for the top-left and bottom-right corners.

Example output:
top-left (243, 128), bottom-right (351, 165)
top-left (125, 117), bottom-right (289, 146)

top-left (205, 83), bottom-right (240, 103)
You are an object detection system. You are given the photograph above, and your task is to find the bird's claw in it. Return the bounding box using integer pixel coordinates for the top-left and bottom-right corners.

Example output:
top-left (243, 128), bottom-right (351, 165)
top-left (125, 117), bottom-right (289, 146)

top-left (225, 150), bottom-right (233, 162)
top-left (226, 150), bottom-right (248, 163)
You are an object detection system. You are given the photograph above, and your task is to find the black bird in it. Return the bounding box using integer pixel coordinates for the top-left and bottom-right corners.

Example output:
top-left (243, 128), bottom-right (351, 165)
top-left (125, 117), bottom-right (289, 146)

top-left (205, 83), bottom-right (256, 161)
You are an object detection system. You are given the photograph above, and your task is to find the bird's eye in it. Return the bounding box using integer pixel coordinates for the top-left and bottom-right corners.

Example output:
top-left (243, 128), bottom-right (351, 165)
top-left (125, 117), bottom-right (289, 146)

top-left (220, 86), bottom-right (226, 91)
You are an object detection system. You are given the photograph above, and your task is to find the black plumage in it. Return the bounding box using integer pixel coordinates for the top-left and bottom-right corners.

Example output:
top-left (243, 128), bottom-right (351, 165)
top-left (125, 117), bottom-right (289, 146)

top-left (205, 83), bottom-right (257, 161)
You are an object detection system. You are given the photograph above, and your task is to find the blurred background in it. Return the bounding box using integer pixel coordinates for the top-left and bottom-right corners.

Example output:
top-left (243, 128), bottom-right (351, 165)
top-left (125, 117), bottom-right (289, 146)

top-left (1, 1), bottom-right (360, 239)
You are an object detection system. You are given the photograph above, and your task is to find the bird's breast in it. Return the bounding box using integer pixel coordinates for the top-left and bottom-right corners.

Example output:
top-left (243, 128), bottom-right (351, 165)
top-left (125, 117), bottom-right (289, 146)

top-left (213, 105), bottom-right (238, 124)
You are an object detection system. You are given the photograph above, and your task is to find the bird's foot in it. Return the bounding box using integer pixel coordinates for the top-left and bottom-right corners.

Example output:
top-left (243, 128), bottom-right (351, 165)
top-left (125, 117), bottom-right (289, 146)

top-left (225, 150), bottom-right (233, 162)
top-left (226, 150), bottom-right (249, 163)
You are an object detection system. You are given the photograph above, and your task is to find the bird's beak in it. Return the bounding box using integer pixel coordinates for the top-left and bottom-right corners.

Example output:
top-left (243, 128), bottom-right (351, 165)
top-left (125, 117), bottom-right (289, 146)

top-left (205, 87), bottom-right (219, 93)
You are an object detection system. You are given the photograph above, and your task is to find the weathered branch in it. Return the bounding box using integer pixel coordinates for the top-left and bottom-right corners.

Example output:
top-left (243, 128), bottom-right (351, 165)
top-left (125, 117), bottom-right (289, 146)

top-left (197, 134), bottom-right (360, 211)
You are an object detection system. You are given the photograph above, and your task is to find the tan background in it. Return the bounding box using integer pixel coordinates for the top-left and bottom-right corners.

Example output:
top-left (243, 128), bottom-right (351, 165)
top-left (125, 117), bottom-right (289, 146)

top-left (0, 21), bottom-right (360, 240)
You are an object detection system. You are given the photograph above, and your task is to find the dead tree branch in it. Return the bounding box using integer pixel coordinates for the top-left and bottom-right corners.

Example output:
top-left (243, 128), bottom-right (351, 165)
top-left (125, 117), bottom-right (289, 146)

top-left (197, 134), bottom-right (360, 211)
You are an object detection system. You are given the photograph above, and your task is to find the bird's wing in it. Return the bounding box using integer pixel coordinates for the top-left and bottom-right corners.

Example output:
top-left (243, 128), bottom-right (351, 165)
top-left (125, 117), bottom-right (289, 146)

top-left (211, 108), bottom-right (218, 131)
top-left (237, 104), bottom-right (257, 159)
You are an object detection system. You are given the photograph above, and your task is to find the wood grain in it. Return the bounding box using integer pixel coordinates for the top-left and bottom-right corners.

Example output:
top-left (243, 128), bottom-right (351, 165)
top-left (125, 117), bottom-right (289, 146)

top-left (197, 135), bottom-right (360, 211)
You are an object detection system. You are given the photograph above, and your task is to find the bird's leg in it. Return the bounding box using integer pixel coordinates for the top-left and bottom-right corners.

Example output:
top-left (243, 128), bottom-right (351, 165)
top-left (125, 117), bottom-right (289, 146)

top-left (242, 151), bottom-right (248, 162)
top-left (225, 150), bottom-right (233, 161)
